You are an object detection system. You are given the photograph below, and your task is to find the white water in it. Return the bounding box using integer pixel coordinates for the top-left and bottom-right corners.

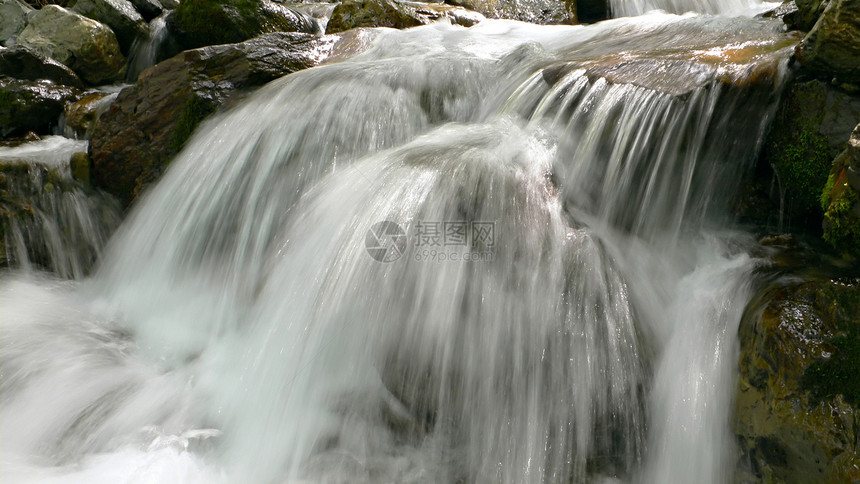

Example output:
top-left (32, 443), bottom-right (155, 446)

top-left (610, 0), bottom-right (775, 18)
top-left (1, 13), bottom-right (795, 484)
top-left (126, 13), bottom-right (168, 81)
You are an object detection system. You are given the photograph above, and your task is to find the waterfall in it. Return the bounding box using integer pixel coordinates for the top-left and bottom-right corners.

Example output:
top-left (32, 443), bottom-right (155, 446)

top-left (1, 13), bottom-right (796, 484)
top-left (126, 13), bottom-right (169, 81)
top-left (609, 0), bottom-right (772, 18)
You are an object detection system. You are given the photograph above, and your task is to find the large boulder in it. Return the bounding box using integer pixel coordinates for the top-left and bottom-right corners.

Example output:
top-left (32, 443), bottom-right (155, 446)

top-left (445, 0), bottom-right (572, 24)
top-left (90, 32), bottom-right (339, 205)
top-left (72, 0), bottom-right (149, 54)
top-left (166, 0), bottom-right (318, 51)
top-left (326, 0), bottom-right (484, 33)
top-left (17, 5), bottom-right (126, 85)
top-left (0, 0), bottom-right (32, 45)
top-left (0, 46), bottom-right (84, 88)
top-left (0, 77), bottom-right (80, 137)
top-left (796, 0), bottom-right (860, 84)
top-left (820, 123), bottom-right (860, 256)
top-left (757, 79), bottom-right (860, 227)
top-left (734, 277), bottom-right (860, 483)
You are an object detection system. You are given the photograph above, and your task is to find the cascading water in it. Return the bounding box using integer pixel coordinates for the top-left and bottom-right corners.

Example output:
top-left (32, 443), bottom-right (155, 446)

top-left (1, 11), bottom-right (797, 484)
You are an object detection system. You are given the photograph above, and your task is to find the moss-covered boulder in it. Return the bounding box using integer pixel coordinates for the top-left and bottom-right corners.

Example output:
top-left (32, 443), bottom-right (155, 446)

top-left (89, 32), bottom-right (338, 205)
top-left (17, 5), bottom-right (126, 85)
top-left (734, 278), bottom-right (860, 483)
top-left (72, 0), bottom-right (148, 54)
top-left (326, 0), bottom-right (484, 33)
top-left (757, 79), bottom-right (860, 229)
top-left (0, 77), bottom-right (80, 138)
top-left (446, 0), bottom-right (572, 24)
top-left (166, 0), bottom-right (318, 51)
top-left (820, 123), bottom-right (860, 256)
top-left (796, 0), bottom-right (860, 84)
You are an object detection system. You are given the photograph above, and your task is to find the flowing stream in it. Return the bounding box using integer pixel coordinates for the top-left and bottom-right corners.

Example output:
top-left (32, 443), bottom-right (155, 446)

top-left (1, 7), bottom-right (798, 484)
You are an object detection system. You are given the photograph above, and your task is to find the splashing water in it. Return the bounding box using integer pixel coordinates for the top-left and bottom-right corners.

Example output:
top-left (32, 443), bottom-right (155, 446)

top-left (1, 13), bottom-right (796, 484)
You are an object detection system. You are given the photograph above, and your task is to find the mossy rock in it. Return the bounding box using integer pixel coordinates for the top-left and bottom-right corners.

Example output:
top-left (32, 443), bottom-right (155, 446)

top-left (758, 79), bottom-right (860, 230)
top-left (167, 0), bottom-right (317, 50)
top-left (0, 77), bottom-right (80, 138)
top-left (735, 278), bottom-right (860, 483)
top-left (820, 123), bottom-right (860, 256)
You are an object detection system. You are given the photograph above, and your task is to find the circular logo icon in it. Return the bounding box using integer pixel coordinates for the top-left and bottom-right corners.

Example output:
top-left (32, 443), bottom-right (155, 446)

top-left (365, 221), bottom-right (407, 263)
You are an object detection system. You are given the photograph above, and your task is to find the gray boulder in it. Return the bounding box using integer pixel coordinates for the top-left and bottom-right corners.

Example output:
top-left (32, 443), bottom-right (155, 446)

top-left (17, 5), bottom-right (127, 85)
top-left (0, 0), bottom-right (32, 45)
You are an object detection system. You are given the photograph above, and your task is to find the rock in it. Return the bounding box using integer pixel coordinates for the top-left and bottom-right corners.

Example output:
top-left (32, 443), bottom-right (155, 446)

top-left (820, 123), bottom-right (860, 256)
top-left (64, 91), bottom-right (117, 138)
top-left (69, 151), bottom-right (91, 185)
top-left (734, 278), bottom-right (860, 483)
top-left (757, 79), bottom-right (860, 226)
top-left (160, 0), bottom-right (179, 9)
top-left (0, 0), bottom-right (32, 45)
top-left (166, 0), bottom-right (318, 51)
top-left (130, 0), bottom-right (164, 20)
top-left (90, 32), bottom-right (339, 205)
top-left (326, 0), bottom-right (484, 32)
top-left (0, 46), bottom-right (84, 88)
top-left (0, 77), bottom-right (80, 137)
top-left (791, 0), bottom-right (827, 31)
top-left (796, 0), bottom-right (860, 84)
top-left (17, 5), bottom-right (126, 85)
top-left (762, 0), bottom-right (800, 24)
top-left (445, 0), bottom-right (572, 24)
top-left (72, 0), bottom-right (149, 54)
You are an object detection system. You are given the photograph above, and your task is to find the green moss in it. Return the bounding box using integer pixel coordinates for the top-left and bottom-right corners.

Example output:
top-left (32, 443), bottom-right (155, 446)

top-left (772, 127), bottom-right (832, 216)
top-left (172, 96), bottom-right (216, 152)
top-left (822, 188), bottom-right (860, 255)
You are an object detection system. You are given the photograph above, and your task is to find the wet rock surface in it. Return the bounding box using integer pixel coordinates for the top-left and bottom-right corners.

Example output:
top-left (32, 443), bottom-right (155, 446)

top-left (166, 0), bottom-right (318, 51)
top-left (735, 276), bottom-right (860, 483)
top-left (326, 0), bottom-right (484, 33)
top-left (72, 0), bottom-right (149, 54)
top-left (0, 77), bottom-right (80, 137)
top-left (445, 0), bottom-right (571, 24)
